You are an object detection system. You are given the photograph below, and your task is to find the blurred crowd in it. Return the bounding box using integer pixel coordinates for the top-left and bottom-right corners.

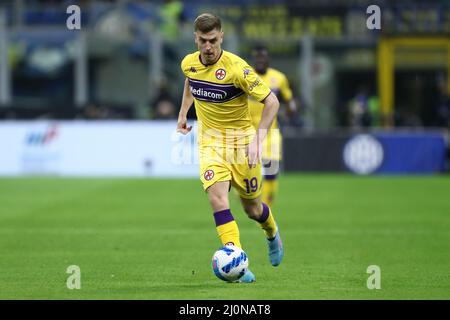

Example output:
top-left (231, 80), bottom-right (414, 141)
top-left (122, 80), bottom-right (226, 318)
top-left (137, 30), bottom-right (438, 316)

top-left (0, 0), bottom-right (449, 132)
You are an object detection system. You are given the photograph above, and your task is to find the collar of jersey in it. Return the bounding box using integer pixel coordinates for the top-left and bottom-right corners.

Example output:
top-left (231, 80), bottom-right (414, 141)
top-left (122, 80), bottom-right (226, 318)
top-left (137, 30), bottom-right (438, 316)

top-left (198, 50), bottom-right (223, 67)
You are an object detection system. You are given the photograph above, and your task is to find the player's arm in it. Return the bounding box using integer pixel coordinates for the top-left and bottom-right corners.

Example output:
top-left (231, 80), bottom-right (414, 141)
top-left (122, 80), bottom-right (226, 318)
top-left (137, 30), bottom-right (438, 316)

top-left (176, 78), bottom-right (193, 135)
top-left (232, 59), bottom-right (279, 167)
top-left (286, 98), bottom-right (297, 116)
top-left (280, 74), bottom-right (298, 118)
top-left (247, 92), bottom-right (280, 167)
top-left (257, 91), bottom-right (280, 143)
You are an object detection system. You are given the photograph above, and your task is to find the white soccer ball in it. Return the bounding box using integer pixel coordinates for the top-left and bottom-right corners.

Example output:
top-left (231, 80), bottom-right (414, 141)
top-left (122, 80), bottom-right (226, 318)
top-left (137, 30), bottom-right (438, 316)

top-left (211, 245), bottom-right (249, 282)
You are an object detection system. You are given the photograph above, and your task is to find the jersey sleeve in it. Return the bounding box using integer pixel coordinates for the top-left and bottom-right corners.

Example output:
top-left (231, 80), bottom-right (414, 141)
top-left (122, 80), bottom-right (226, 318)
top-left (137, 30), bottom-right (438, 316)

top-left (180, 54), bottom-right (190, 77)
top-left (233, 59), bottom-right (271, 102)
top-left (279, 73), bottom-right (293, 102)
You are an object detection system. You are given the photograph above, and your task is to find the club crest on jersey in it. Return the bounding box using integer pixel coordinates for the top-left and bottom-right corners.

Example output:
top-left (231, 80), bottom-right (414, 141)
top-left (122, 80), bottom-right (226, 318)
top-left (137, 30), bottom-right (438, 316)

top-left (204, 169), bottom-right (215, 181)
top-left (215, 69), bottom-right (226, 80)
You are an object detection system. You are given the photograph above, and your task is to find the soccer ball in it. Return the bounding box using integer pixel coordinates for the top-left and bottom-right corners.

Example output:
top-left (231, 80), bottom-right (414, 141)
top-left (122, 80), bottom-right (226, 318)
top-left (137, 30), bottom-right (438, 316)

top-left (211, 245), bottom-right (249, 282)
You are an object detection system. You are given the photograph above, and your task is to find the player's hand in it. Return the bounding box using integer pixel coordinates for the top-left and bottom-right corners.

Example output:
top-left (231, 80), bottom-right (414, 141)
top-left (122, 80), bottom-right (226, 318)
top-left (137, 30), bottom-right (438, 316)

top-left (286, 105), bottom-right (297, 118)
top-left (246, 138), bottom-right (261, 169)
top-left (176, 117), bottom-right (192, 135)
top-left (286, 100), bottom-right (298, 119)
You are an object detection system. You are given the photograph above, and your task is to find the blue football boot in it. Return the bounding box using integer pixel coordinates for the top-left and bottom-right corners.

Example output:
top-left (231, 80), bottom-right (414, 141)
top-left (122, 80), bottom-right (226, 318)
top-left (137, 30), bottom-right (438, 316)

top-left (267, 227), bottom-right (283, 266)
top-left (238, 269), bottom-right (256, 283)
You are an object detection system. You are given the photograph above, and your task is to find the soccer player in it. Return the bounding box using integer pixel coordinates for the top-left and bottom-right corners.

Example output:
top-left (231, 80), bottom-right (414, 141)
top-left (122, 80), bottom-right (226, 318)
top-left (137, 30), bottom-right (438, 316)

top-left (176, 13), bottom-right (283, 283)
top-left (249, 45), bottom-right (298, 207)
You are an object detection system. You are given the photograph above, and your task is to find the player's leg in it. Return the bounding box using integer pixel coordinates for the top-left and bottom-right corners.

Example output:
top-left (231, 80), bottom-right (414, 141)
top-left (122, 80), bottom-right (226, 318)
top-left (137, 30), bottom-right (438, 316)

top-left (206, 180), bottom-right (242, 249)
top-left (232, 152), bottom-right (283, 267)
top-left (240, 196), bottom-right (283, 267)
top-left (240, 197), bottom-right (277, 238)
top-left (206, 181), bottom-right (255, 283)
top-left (261, 161), bottom-right (279, 207)
top-left (200, 145), bottom-right (244, 249)
top-left (261, 128), bottom-right (281, 207)
top-left (206, 182), bottom-right (255, 283)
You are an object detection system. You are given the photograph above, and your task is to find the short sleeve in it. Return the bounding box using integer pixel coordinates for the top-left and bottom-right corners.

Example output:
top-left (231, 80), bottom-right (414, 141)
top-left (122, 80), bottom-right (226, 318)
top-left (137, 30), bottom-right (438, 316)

top-left (233, 60), bottom-right (271, 102)
top-left (180, 55), bottom-right (190, 77)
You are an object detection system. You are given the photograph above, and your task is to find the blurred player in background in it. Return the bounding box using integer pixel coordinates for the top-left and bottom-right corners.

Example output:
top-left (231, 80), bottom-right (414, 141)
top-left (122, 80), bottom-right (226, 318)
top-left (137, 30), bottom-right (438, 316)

top-left (249, 45), bottom-right (297, 207)
top-left (177, 13), bottom-right (284, 283)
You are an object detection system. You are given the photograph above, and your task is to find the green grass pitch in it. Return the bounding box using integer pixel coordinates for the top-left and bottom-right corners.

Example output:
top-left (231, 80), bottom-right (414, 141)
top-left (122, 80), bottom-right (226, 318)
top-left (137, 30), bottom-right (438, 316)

top-left (0, 174), bottom-right (449, 299)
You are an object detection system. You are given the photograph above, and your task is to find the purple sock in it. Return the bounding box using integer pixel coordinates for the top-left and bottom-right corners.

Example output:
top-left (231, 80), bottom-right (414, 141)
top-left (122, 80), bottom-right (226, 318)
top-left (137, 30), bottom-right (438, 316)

top-left (213, 209), bottom-right (234, 226)
top-left (258, 203), bottom-right (270, 223)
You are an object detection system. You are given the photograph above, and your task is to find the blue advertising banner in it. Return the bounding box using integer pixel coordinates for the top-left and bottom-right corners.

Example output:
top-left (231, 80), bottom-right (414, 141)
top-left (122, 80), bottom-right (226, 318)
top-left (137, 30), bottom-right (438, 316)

top-left (374, 132), bottom-right (446, 174)
top-left (285, 131), bottom-right (447, 175)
